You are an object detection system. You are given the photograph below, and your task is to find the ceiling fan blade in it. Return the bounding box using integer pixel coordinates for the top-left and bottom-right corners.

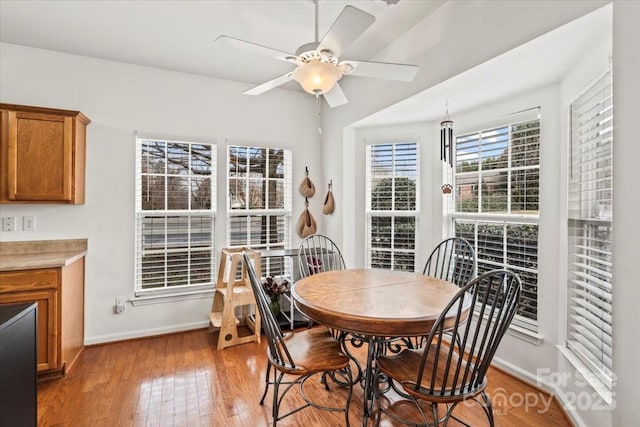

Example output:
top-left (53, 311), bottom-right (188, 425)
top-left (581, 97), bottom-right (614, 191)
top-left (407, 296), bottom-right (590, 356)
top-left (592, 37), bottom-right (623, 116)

top-left (323, 82), bottom-right (348, 108)
top-left (344, 60), bottom-right (419, 82)
top-left (243, 73), bottom-right (294, 96)
top-left (317, 6), bottom-right (375, 57)
top-left (215, 35), bottom-right (295, 63)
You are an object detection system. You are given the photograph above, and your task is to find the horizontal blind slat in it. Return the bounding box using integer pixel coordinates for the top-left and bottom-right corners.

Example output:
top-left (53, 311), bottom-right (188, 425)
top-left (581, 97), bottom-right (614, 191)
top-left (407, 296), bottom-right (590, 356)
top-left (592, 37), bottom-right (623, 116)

top-left (367, 142), bottom-right (418, 271)
top-left (567, 69), bottom-right (613, 388)
top-left (226, 145), bottom-right (292, 277)
top-left (135, 138), bottom-right (216, 293)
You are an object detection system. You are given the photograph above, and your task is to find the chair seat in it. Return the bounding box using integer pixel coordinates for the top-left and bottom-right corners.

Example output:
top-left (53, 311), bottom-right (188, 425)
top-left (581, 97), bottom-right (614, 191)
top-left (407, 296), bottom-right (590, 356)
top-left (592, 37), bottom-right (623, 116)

top-left (271, 327), bottom-right (350, 375)
top-left (378, 343), bottom-right (485, 403)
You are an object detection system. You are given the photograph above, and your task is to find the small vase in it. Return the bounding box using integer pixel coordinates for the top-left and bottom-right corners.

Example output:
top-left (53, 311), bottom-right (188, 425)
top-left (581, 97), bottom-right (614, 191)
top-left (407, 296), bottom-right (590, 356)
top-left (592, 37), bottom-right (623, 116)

top-left (269, 296), bottom-right (281, 317)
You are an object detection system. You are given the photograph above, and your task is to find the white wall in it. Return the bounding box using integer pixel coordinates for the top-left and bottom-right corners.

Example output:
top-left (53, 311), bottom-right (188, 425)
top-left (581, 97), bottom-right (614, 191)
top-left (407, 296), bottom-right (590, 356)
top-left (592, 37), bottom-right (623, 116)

top-left (347, 122), bottom-right (439, 269)
top-left (321, 1), bottom-right (630, 426)
top-left (611, 2), bottom-right (640, 425)
top-left (0, 43), bottom-right (321, 343)
top-left (552, 17), bottom-right (613, 427)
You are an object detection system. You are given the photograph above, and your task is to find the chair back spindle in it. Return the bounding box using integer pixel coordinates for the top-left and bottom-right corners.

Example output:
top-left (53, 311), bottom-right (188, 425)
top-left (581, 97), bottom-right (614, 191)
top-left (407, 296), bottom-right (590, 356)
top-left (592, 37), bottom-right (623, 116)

top-left (298, 234), bottom-right (346, 279)
top-left (423, 237), bottom-right (476, 287)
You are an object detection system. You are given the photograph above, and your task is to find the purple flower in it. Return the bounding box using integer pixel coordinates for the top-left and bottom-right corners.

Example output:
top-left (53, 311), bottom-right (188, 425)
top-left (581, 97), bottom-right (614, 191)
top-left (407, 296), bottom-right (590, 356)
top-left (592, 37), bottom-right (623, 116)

top-left (262, 276), bottom-right (289, 298)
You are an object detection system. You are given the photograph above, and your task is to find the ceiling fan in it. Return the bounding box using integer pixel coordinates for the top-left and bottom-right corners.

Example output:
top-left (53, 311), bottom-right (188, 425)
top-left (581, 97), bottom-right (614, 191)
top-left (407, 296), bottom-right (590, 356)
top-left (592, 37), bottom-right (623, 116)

top-left (215, 1), bottom-right (419, 108)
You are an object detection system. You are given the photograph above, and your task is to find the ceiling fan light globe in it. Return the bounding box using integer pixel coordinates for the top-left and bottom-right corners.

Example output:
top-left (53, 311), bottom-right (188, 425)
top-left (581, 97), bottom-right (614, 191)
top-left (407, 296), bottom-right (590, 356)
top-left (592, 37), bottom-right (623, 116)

top-left (293, 61), bottom-right (342, 95)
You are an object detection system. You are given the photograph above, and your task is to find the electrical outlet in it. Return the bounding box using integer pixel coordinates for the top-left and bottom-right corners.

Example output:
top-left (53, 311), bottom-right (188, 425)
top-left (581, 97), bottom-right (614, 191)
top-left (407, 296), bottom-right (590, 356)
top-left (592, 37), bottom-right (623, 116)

top-left (23, 216), bottom-right (36, 231)
top-left (115, 297), bottom-right (126, 314)
top-left (2, 217), bottom-right (16, 232)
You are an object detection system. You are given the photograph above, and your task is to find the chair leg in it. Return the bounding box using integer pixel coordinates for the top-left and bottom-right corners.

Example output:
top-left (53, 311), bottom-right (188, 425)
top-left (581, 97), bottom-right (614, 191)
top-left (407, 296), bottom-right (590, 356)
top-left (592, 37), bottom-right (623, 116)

top-left (261, 366), bottom-right (354, 426)
top-left (447, 402), bottom-right (476, 427)
top-left (431, 403), bottom-right (440, 427)
top-left (410, 396), bottom-right (431, 427)
top-left (260, 362), bottom-right (272, 405)
top-left (320, 371), bottom-right (330, 390)
top-left (373, 367), bottom-right (383, 427)
top-left (480, 391), bottom-right (495, 427)
top-left (272, 372), bottom-right (282, 426)
top-left (344, 366), bottom-right (353, 427)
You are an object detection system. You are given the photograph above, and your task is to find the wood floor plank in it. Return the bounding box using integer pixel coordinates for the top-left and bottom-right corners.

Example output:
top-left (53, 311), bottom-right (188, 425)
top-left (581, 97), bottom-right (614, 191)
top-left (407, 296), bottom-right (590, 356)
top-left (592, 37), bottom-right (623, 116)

top-left (37, 328), bottom-right (572, 426)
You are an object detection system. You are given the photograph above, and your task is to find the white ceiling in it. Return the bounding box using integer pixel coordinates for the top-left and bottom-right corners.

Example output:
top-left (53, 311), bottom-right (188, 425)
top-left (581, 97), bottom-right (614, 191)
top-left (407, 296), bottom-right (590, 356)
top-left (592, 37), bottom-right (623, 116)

top-left (0, 1), bottom-right (611, 125)
top-left (0, 0), bottom-right (441, 87)
top-left (356, 2), bottom-right (612, 126)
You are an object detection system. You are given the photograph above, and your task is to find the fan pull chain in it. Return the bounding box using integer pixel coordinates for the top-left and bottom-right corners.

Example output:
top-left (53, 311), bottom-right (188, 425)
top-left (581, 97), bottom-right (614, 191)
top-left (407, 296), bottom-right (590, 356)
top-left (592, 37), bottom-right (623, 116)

top-left (317, 95), bottom-right (322, 135)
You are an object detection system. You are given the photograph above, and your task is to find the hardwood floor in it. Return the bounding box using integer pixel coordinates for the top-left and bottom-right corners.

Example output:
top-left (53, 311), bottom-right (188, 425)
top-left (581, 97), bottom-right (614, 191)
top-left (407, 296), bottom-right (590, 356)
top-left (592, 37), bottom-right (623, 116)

top-left (37, 328), bottom-right (572, 426)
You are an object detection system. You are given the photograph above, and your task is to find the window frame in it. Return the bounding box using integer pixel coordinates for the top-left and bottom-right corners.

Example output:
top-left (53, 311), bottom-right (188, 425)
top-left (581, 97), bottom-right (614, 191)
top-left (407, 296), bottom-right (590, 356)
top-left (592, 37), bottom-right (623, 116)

top-left (566, 68), bottom-right (613, 390)
top-left (226, 145), bottom-right (292, 277)
top-left (449, 113), bottom-right (541, 332)
top-left (365, 141), bottom-right (420, 271)
top-left (134, 137), bottom-right (216, 298)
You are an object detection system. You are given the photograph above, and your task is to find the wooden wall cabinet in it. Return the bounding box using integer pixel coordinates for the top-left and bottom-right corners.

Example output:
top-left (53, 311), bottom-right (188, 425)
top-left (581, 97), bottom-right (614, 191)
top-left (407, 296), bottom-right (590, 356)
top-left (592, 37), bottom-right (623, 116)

top-left (0, 103), bottom-right (90, 204)
top-left (0, 259), bottom-right (85, 377)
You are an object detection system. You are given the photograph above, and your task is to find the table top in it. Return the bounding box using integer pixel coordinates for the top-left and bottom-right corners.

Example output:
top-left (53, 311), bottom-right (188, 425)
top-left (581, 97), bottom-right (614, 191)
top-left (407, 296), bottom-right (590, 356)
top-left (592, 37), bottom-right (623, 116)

top-left (292, 268), bottom-right (467, 337)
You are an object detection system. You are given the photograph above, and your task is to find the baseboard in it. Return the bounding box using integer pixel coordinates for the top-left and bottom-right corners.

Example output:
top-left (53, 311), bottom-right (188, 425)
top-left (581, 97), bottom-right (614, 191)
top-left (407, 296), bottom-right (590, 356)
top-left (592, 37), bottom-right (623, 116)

top-left (492, 356), bottom-right (586, 427)
top-left (84, 320), bottom-right (209, 346)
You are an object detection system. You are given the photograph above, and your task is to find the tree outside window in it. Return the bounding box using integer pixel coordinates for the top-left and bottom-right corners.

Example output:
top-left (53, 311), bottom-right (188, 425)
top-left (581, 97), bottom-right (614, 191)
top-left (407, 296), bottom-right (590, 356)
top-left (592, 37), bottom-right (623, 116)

top-left (227, 145), bottom-right (292, 277)
top-left (452, 118), bottom-right (540, 328)
top-left (135, 139), bottom-right (215, 293)
top-left (367, 142), bottom-right (418, 271)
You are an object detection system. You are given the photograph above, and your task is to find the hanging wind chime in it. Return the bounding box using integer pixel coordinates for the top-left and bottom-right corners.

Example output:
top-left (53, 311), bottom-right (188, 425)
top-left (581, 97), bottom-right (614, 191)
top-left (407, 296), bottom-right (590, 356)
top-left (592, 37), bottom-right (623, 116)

top-left (440, 101), bottom-right (454, 168)
top-left (440, 101), bottom-right (454, 195)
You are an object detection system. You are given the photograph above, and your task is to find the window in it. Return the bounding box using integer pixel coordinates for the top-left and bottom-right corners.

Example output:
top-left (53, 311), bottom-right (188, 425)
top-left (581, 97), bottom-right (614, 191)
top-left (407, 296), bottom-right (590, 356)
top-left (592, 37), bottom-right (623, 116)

top-left (366, 142), bottom-right (419, 271)
top-left (135, 138), bottom-right (215, 296)
top-left (451, 115), bottom-right (540, 331)
top-left (227, 146), bottom-right (292, 277)
top-left (567, 69), bottom-right (613, 388)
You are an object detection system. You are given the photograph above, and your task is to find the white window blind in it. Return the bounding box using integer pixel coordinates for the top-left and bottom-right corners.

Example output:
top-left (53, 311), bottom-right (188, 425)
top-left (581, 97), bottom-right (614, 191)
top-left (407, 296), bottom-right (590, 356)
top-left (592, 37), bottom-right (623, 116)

top-left (135, 138), bottom-right (215, 295)
top-left (366, 142), bottom-right (419, 271)
top-left (567, 69), bottom-right (613, 388)
top-left (227, 146), bottom-right (292, 277)
top-left (451, 115), bottom-right (540, 331)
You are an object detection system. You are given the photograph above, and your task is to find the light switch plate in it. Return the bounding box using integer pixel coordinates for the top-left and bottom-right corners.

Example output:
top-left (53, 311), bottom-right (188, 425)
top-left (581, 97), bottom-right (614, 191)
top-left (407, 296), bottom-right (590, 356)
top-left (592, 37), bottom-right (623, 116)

top-left (2, 217), bottom-right (16, 232)
top-left (23, 216), bottom-right (36, 231)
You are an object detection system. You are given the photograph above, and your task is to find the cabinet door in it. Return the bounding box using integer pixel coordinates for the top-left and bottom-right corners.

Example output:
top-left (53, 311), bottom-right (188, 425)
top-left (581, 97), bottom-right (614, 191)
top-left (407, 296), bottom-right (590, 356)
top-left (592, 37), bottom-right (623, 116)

top-left (0, 290), bottom-right (59, 372)
top-left (6, 110), bottom-right (73, 201)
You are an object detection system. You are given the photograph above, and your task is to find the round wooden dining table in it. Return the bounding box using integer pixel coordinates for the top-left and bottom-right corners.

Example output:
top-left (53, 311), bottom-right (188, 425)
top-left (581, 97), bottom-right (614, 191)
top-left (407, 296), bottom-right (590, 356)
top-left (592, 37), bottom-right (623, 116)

top-left (292, 268), bottom-right (464, 336)
top-left (292, 268), bottom-right (469, 425)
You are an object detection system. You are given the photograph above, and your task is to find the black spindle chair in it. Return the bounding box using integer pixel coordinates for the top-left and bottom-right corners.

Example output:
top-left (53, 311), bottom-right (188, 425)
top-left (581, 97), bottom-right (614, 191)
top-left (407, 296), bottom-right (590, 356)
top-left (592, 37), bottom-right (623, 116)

top-left (413, 237), bottom-right (476, 349)
top-left (375, 269), bottom-right (521, 427)
top-left (298, 234), bottom-right (346, 279)
top-left (297, 234), bottom-right (346, 330)
top-left (423, 237), bottom-right (476, 288)
top-left (243, 252), bottom-right (353, 427)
